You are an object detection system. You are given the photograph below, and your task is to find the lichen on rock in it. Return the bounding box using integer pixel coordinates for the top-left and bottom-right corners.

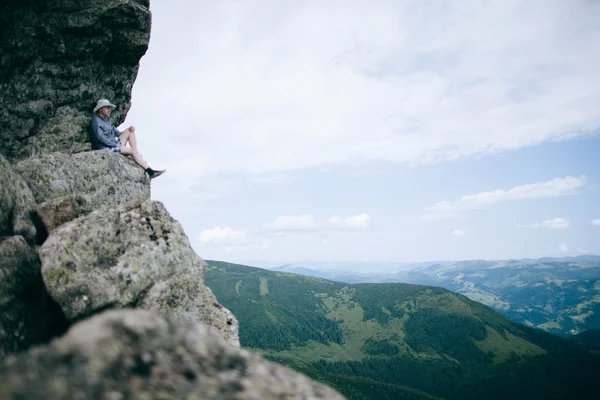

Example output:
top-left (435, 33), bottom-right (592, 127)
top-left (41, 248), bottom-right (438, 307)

top-left (15, 151), bottom-right (150, 212)
top-left (0, 309), bottom-right (345, 399)
top-left (40, 199), bottom-right (239, 346)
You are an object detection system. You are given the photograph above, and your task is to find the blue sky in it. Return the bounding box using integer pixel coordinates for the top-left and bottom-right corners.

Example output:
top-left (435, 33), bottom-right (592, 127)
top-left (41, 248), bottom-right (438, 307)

top-left (122, 0), bottom-right (600, 265)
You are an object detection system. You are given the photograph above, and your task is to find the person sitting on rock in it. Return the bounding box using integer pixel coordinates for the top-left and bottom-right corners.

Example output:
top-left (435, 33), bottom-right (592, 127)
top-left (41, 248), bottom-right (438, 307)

top-left (89, 99), bottom-right (165, 179)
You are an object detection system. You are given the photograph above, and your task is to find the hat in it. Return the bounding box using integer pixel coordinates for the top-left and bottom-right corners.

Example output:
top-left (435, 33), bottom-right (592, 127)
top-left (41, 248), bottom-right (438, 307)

top-left (93, 99), bottom-right (116, 113)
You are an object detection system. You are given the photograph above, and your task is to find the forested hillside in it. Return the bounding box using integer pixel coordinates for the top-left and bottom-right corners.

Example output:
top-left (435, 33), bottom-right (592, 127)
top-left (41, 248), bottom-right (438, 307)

top-left (205, 260), bottom-right (599, 400)
top-left (401, 260), bottom-right (600, 335)
top-left (264, 259), bottom-right (600, 336)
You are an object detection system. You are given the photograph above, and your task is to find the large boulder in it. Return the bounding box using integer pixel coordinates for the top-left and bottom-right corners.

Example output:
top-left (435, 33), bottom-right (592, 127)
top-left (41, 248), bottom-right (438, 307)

top-left (14, 151), bottom-right (150, 212)
top-left (0, 236), bottom-right (69, 357)
top-left (0, 309), bottom-right (345, 399)
top-left (0, 0), bottom-right (151, 161)
top-left (0, 154), bottom-right (37, 242)
top-left (40, 199), bottom-right (239, 345)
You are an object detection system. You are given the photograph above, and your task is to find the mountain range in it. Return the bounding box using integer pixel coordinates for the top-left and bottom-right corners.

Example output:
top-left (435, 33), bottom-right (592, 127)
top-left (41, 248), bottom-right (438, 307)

top-left (205, 260), bottom-right (599, 400)
top-left (264, 257), bottom-right (600, 336)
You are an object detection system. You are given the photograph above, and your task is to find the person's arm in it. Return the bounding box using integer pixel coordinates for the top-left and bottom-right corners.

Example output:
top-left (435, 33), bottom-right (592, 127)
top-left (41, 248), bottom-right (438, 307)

top-left (90, 117), bottom-right (118, 147)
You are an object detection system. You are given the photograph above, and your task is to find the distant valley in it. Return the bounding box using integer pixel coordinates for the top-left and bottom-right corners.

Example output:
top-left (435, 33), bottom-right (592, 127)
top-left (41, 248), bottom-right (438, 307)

top-left (205, 260), bottom-right (599, 400)
top-left (264, 256), bottom-right (600, 336)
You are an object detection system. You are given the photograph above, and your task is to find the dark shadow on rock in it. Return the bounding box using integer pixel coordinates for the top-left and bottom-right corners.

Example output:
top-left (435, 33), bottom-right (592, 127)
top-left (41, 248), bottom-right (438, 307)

top-left (0, 236), bottom-right (70, 358)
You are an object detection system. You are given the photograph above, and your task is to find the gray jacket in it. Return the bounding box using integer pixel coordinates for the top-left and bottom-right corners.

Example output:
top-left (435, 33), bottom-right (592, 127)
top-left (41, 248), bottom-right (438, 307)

top-left (89, 114), bottom-right (119, 149)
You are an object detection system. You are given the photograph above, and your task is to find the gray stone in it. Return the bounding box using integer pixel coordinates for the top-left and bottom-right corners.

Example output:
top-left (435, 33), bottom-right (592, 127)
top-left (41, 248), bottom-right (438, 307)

top-left (0, 309), bottom-right (345, 399)
top-left (40, 199), bottom-right (239, 346)
top-left (0, 236), bottom-right (69, 357)
top-left (0, 154), bottom-right (37, 242)
top-left (0, 0), bottom-right (151, 161)
top-left (14, 151), bottom-right (150, 212)
top-left (203, 285), bottom-right (240, 345)
top-left (34, 194), bottom-right (92, 236)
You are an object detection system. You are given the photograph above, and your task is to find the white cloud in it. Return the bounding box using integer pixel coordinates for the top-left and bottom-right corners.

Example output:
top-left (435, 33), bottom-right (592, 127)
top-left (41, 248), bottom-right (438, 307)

top-left (128, 0), bottom-right (600, 182)
top-left (197, 226), bottom-right (270, 253)
top-left (329, 213), bottom-right (372, 229)
top-left (266, 213), bottom-right (371, 232)
top-left (558, 243), bottom-right (570, 253)
top-left (452, 229), bottom-right (467, 236)
top-left (517, 217), bottom-right (571, 230)
top-left (198, 227), bottom-right (247, 245)
top-left (423, 176), bottom-right (586, 220)
top-left (539, 218), bottom-right (571, 230)
top-left (591, 219), bottom-right (600, 226)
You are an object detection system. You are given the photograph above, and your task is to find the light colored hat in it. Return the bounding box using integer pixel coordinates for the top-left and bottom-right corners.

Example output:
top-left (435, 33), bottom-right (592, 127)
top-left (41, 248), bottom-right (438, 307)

top-left (93, 99), bottom-right (116, 113)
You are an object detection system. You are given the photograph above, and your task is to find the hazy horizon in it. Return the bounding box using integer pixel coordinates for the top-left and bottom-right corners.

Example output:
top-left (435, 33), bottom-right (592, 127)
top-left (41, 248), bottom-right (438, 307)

top-left (212, 253), bottom-right (600, 273)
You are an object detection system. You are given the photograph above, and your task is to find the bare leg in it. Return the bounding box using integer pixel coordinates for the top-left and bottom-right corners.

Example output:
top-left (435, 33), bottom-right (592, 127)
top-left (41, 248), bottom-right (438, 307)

top-left (119, 129), bottom-right (138, 151)
top-left (120, 147), bottom-right (148, 169)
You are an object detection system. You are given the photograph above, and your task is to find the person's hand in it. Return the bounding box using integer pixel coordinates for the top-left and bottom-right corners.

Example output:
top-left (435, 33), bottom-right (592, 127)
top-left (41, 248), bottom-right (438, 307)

top-left (129, 126), bottom-right (135, 132)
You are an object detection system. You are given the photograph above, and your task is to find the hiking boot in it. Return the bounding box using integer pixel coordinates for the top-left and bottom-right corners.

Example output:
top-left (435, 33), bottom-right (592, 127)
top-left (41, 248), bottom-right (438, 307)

top-left (148, 169), bottom-right (166, 180)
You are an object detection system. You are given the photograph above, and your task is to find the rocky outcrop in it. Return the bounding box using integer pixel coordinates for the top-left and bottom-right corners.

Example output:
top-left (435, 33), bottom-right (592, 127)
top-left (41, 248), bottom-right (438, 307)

top-left (0, 236), bottom-right (69, 357)
top-left (0, 309), bottom-right (344, 399)
top-left (0, 155), bottom-right (37, 242)
top-left (0, 0), bottom-right (151, 161)
top-left (40, 199), bottom-right (239, 346)
top-left (15, 151), bottom-right (150, 211)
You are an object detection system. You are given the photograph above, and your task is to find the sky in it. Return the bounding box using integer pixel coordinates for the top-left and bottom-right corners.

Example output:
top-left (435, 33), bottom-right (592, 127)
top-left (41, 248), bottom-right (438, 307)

top-left (122, 0), bottom-right (600, 266)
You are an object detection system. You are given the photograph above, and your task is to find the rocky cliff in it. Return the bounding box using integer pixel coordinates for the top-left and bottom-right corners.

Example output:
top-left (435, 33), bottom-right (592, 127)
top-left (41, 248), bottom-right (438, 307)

top-left (0, 0), bottom-right (151, 161)
top-left (0, 1), bottom-right (345, 398)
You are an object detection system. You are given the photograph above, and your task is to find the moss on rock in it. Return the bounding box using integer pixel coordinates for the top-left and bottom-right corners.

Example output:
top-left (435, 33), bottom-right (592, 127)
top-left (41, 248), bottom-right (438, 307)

top-left (40, 200), bottom-right (239, 346)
